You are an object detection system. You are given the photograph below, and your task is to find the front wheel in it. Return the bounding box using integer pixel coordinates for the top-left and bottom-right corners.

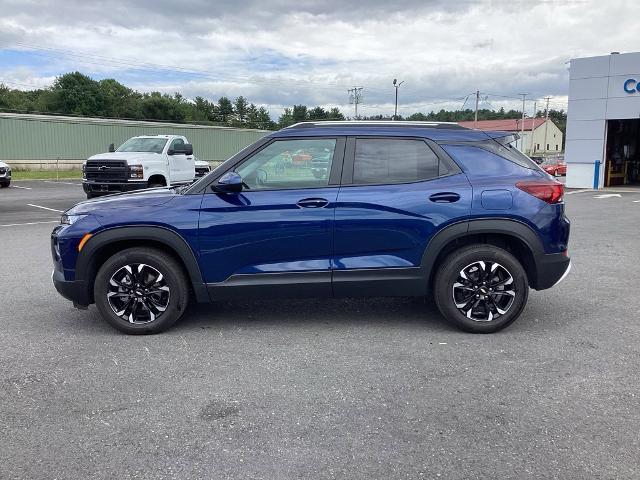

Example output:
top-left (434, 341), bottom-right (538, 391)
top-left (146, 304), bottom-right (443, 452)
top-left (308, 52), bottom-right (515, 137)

top-left (94, 247), bottom-right (190, 334)
top-left (434, 245), bottom-right (529, 333)
top-left (0, 181), bottom-right (9, 188)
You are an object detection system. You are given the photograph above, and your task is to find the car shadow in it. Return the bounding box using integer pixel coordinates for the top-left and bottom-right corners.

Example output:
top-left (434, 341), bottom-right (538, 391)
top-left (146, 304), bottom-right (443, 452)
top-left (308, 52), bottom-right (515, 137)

top-left (174, 296), bottom-right (455, 333)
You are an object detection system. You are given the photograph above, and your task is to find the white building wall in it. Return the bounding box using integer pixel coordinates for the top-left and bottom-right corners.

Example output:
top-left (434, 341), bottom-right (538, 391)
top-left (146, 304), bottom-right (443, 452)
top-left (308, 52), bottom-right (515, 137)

top-left (566, 52), bottom-right (640, 188)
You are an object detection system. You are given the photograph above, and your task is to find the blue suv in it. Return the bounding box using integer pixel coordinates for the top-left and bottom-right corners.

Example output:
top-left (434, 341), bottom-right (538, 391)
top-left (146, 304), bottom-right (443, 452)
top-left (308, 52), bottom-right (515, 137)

top-left (51, 121), bottom-right (571, 334)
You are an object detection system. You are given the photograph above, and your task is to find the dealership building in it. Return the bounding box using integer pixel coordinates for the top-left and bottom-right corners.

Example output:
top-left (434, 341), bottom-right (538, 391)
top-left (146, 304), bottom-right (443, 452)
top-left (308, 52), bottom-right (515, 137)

top-left (566, 51), bottom-right (640, 188)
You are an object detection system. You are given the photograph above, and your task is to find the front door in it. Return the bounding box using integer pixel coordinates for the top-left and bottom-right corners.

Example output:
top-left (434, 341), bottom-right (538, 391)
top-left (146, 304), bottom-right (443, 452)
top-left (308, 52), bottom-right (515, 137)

top-left (168, 138), bottom-right (193, 183)
top-left (332, 136), bottom-right (472, 296)
top-left (198, 137), bottom-right (345, 299)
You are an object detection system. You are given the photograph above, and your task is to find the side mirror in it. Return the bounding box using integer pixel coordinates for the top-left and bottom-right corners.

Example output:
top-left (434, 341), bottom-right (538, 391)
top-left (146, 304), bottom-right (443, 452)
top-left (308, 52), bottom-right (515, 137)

top-left (212, 171), bottom-right (243, 194)
top-left (108, 143), bottom-right (115, 152)
top-left (169, 143), bottom-right (194, 156)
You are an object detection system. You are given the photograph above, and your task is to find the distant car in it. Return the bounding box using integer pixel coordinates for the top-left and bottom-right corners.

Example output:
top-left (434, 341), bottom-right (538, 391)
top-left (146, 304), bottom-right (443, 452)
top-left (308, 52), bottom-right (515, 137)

top-left (530, 156), bottom-right (545, 165)
top-left (0, 161), bottom-right (11, 188)
top-left (542, 158), bottom-right (567, 176)
top-left (82, 135), bottom-right (196, 199)
top-left (194, 158), bottom-right (211, 178)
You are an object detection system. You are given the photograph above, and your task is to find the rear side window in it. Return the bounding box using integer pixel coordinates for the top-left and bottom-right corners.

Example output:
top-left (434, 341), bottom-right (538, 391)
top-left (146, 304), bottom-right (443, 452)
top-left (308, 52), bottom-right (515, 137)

top-left (353, 138), bottom-right (439, 184)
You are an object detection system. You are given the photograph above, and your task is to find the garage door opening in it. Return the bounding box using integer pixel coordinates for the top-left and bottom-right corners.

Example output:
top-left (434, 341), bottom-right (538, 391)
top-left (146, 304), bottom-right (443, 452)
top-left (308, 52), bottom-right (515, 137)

top-left (605, 119), bottom-right (640, 186)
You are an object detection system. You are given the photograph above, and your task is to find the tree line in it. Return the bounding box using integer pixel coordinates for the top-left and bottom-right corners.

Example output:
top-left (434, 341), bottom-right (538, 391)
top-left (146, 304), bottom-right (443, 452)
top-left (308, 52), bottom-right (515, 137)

top-left (0, 71), bottom-right (566, 134)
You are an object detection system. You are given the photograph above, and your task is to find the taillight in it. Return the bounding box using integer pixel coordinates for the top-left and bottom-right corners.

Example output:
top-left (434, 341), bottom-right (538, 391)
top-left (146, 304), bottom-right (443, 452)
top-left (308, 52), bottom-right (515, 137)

top-left (516, 180), bottom-right (564, 204)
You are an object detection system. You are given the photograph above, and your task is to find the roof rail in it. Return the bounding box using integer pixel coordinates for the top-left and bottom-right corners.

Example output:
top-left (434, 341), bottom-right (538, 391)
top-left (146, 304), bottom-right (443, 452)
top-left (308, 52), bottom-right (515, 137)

top-left (286, 121), bottom-right (468, 130)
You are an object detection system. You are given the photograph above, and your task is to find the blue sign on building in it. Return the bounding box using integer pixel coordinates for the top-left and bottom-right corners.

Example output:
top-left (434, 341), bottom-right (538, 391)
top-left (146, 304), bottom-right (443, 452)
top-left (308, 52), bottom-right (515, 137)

top-left (623, 78), bottom-right (638, 93)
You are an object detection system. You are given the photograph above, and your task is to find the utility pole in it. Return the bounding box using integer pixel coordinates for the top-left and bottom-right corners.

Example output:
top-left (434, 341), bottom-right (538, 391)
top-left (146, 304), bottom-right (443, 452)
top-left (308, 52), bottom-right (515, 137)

top-left (393, 79), bottom-right (404, 120)
top-left (348, 87), bottom-right (363, 119)
top-left (519, 93), bottom-right (528, 153)
top-left (474, 90), bottom-right (480, 127)
top-left (530, 100), bottom-right (537, 155)
top-left (543, 96), bottom-right (551, 156)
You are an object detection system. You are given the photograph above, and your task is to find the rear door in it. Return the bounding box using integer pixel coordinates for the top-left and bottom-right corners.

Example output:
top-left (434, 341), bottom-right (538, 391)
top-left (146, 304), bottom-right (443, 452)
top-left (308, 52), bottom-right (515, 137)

top-left (332, 136), bottom-right (472, 296)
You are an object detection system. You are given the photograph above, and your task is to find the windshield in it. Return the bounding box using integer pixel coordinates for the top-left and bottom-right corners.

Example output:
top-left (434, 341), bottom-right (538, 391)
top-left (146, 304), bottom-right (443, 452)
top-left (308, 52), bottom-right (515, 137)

top-left (116, 138), bottom-right (167, 154)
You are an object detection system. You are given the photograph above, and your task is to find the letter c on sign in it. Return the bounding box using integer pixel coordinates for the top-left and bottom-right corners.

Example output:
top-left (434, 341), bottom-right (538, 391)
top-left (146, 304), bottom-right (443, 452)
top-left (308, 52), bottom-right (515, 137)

top-left (623, 78), bottom-right (637, 94)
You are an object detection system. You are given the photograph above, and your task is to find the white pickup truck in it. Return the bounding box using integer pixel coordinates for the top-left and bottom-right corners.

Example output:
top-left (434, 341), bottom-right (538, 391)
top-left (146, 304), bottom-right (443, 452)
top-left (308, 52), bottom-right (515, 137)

top-left (82, 135), bottom-right (210, 198)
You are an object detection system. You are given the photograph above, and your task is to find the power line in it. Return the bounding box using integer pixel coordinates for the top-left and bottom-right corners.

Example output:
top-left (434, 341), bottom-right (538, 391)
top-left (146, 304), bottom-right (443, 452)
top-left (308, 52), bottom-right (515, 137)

top-left (1, 41), bottom-right (394, 95)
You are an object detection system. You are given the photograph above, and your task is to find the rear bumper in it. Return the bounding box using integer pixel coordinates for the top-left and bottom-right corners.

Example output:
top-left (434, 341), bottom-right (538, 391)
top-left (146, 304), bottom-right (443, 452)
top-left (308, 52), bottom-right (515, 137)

top-left (83, 180), bottom-right (146, 194)
top-left (532, 252), bottom-right (571, 290)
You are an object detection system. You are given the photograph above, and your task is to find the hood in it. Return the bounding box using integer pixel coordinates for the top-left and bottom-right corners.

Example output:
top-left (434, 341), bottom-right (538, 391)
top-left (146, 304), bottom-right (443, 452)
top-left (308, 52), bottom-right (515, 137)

top-left (0, 161), bottom-right (9, 168)
top-left (194, 160), bottom-right (209, 167)
top-left (66, 186), bottom-right (178, 215)
top-left (87, 152), bottom-right (162, 164)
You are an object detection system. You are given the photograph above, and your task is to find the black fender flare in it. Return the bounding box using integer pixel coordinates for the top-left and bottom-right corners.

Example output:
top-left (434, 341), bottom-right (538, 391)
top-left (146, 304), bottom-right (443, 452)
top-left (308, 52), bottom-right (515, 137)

top-left (420, 218), bottom-right (544, 287)
top-left (76, 225), bottom-right (209, 302)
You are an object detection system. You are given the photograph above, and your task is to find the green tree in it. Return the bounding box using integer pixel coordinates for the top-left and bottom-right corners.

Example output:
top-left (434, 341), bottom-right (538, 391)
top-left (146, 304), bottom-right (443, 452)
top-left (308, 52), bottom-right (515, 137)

top-left (234, 96), bottom-right (249, 123)
top-left (50, 72), bottom-right (104, 116)
top-left (217, 96), bottom-right (234, 123)
top-left (277, 107), bottom-right (295, 128)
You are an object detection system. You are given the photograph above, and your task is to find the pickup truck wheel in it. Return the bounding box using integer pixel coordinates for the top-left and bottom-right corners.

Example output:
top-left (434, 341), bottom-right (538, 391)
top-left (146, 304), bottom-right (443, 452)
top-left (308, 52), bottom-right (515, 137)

top-left (0, 181), bottom-right (9, 188)
top-left (148, 182), bottom-right (165, 188)
top-left (94, 247), bottom-right (189, 334)
top-left (434, 245), bottom-right (528, 333)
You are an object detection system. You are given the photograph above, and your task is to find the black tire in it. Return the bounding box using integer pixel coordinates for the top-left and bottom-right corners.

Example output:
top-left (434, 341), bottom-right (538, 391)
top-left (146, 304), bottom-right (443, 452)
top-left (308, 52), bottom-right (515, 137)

top-left (148, 182), bottom-right (165, 188)
top-left (434, 245), bottom-right (529, 333)
top-left (94, 247), bottom-right (190, 334)
top-left (0, 181), bottom-right (9, 188)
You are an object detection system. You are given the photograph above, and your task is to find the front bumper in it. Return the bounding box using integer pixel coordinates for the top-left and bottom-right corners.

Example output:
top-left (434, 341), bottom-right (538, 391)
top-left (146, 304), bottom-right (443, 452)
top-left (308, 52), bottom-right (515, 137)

top-left (52, 267), bottom-right (91, 307)
top-left (532, 252), bottom-right (571, 290)
top-left (51, 227), bottom-right (92, 306)
top-left (83, 180), bottom-right (147, 195)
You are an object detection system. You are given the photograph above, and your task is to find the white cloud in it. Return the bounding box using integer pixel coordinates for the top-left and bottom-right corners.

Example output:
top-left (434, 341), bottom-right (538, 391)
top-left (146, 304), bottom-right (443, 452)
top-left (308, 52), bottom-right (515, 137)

top-left (0, 0), bottom-right (634, 116)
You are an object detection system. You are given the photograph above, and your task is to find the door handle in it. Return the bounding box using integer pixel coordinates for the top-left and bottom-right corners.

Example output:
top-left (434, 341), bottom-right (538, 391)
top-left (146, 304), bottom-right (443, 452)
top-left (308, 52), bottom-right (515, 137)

top-left (429, 192), bottom-right (461, 203)
top-left (297, 198), bottom-right (329, 208)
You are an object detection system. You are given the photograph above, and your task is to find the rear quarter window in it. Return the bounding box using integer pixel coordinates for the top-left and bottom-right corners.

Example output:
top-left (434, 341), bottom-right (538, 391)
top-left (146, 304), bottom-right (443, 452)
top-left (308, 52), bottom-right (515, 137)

top-left (441, 144), bottom-right (533, 177)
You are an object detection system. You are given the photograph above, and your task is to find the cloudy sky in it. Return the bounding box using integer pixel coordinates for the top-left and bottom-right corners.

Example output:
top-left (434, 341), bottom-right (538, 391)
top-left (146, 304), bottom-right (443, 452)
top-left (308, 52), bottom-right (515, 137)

top-left (0, 0), bottom-right (636, 118)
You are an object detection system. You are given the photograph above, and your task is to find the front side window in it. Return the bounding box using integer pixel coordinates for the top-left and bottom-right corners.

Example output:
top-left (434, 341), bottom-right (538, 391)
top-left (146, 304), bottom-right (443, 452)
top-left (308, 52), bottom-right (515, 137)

top-left (117, 137), bottom-right (167, 154)
top-left (353, 138), bottom-right (439, 185)
top-left (169, 138), bottom-right (185, 152)
top-left (235, 138), bottom-right (336, 190)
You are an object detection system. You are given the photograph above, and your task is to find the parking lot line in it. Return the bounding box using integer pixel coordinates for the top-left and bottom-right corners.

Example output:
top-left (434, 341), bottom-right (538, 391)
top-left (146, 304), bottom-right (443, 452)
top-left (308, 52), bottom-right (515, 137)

top-left (27, 203), bottom-right (64, 213)
top-left (10, 185), bottom-right (32, 190)
top-left (43, 181), bottom-right (82, 186)
top-left (0, 220), bottom-right (59, 228)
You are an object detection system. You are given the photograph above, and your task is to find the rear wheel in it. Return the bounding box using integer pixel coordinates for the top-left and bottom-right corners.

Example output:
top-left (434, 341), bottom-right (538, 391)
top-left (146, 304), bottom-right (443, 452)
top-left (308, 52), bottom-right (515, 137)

top-left (94, 247), bottom-right (189, 334)
top-left (434, 245), bottom-right (529, 333)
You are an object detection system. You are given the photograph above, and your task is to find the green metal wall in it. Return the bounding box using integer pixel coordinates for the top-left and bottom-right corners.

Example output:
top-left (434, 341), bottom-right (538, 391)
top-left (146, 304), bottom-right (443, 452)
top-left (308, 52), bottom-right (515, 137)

top-left (0, 113), bottom-right (268, 162)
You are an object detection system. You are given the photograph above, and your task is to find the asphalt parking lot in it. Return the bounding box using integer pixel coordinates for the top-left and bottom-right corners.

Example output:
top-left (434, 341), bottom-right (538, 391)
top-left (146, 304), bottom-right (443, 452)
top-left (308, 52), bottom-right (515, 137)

top-left (1, 180), bottom-right (640, 479)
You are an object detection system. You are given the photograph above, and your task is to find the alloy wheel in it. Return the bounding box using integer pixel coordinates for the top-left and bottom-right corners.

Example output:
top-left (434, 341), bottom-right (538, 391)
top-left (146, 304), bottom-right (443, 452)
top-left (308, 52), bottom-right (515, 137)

top-left (107, 263), bottom-right (170, 324)
top-left (452, 260), bottom-right (516, 322)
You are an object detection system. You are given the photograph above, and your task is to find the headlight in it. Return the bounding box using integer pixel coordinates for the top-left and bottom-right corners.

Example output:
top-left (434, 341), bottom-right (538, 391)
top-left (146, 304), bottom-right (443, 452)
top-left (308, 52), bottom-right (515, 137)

top-left (82, 163), bottom-right (86, 179)
top-left (60, 213), bottom-right (88, 225)
top-left (130, 165), bottom-right (144, 179)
